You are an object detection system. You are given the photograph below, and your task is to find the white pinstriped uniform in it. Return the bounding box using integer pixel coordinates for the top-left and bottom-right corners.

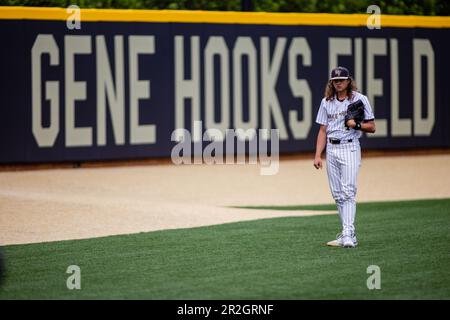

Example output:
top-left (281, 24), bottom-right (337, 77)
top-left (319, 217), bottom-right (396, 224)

top-left (316, 91), bottom-right (374, 236)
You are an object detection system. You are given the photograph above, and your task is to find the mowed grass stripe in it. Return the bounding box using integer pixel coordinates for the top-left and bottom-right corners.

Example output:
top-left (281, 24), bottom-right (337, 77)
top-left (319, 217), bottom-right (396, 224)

top-left (0, 199), bottom-right (449, 299)
top-left (234, 198), bottom-right (450, 211)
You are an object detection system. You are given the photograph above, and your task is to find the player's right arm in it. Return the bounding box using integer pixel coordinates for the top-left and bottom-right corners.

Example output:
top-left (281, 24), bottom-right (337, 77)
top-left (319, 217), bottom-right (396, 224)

top-left (314, 125), bottom-right (327, 169)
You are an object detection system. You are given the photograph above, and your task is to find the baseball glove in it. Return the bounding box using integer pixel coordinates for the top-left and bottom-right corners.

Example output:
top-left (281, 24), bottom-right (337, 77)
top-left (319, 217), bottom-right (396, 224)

top-left (344, 99), bottom-right (365, 129)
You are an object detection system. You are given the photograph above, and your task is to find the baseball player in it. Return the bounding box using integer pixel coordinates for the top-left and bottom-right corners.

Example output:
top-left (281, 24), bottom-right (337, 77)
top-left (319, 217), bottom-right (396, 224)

top-left (314, 66), bottom-right (376, 248)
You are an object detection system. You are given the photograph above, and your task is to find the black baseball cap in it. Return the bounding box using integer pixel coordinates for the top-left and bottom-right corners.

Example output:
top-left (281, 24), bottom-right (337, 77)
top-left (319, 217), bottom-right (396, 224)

top-left (330, 66), bottom-right (350, 80)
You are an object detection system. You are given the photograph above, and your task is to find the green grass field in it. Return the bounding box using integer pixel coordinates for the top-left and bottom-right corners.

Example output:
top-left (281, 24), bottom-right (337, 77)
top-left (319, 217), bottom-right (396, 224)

top-left (1, 198), bottom-right (449, 299)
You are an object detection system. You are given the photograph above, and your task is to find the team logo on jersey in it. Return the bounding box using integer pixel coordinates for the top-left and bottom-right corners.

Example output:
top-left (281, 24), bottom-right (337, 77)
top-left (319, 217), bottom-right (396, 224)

top-left (328, 110), bottom-right (347, 120)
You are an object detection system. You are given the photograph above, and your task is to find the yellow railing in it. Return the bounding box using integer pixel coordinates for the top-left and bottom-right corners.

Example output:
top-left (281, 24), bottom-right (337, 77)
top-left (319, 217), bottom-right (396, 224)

top-left (0, 6), bottom-right (449, 28)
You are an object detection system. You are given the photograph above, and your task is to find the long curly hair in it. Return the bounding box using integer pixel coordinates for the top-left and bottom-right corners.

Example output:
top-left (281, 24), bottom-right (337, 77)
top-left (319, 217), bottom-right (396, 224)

top-left (324, 78), bottom-right (358, 101)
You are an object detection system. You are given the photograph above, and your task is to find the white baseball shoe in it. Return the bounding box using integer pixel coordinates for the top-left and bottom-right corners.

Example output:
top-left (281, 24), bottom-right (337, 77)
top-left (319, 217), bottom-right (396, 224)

top-left (342, 234), bottom-right (355, 248)
top-left (327, 233), bottom-right (358, 248)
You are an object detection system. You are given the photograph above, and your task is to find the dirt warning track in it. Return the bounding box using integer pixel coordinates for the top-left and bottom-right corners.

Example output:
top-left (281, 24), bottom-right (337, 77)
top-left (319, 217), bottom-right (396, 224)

top-left (1, 154), bottom-right (450, 245)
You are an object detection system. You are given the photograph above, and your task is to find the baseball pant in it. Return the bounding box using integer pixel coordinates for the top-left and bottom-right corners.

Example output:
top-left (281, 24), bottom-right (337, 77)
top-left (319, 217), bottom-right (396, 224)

top-left (326, 141), bottom-right (361, 236)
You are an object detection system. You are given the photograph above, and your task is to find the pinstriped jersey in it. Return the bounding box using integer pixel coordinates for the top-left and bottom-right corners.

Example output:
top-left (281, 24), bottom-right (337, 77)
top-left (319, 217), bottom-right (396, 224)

top-left (315, 91), bottom-right (375, 140)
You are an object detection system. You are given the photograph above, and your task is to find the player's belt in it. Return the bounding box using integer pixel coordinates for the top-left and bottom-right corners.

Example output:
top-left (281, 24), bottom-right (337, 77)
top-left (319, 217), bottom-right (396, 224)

top-left (329, 138), bottom-right (353, 144)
